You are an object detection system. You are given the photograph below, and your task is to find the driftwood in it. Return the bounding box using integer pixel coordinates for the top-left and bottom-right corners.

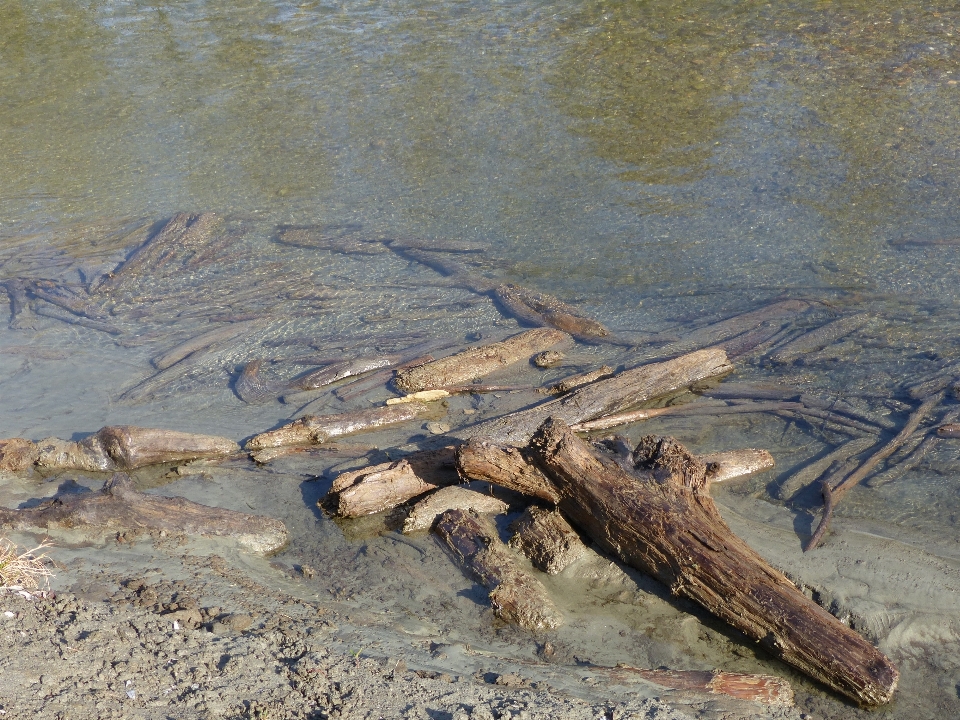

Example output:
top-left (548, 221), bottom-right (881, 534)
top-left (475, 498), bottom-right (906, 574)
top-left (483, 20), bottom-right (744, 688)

top-left (542, 365), bottom-right (614, 395)
top-left (2, 426), bottom-right (239, 473)
top-left (326, 446), bottom-right (460, 518)
top-left (593, 664), bottom-right (793, 706)
top-left (766, 314), bottom-right (871, 365)
top-left (701, 449), bottom-right (775, 483)
top-left (245, 403), bottom-right (431, 450)
top-left (492, 284), bottom-right (610, 343)
top-left (508, 506), bottom-right (587, 575)
top-left (774, 438), bottom-right (876, 501)
top-left (393, 329), bottom-right (570, 393)
top-left (804, 393), bottom-right (942, 551)
top-left (456, 441), bottom-right (560, 504)
top-left (153, 321), bottom-right (263, 370)
top-left (522, 420), bottom-right (897, 705)
top-left (434, 508), bottom-right (563, 631)
top-left (0, 473), bottom-right (287, 555)
top-left (460, 348), bottom-right (734, 445)
top-left (402, 484), bottom-right (509, 533)
top-left (532, 350), bottom-right (565, 368)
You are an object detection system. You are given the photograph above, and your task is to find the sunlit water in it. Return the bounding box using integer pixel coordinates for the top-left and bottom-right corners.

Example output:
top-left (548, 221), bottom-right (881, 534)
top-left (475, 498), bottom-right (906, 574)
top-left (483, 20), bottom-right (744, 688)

top-left (3, 2), bottom-right (960, 717)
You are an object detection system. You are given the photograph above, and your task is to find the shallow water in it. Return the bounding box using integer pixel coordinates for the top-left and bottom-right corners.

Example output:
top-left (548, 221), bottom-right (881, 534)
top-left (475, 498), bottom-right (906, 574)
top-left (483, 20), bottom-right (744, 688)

top-left (3, 1), bottom-right (960, 717)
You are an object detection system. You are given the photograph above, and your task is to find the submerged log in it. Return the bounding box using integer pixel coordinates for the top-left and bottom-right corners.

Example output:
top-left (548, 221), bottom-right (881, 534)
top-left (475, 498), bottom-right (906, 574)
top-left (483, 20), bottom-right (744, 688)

top-left (393, 329), bottom-right (570, 393)
top-left (492, 284), bottom-right (610, 343)
top-left (435, 508), bottom-right (563, 631)
top-left (0, 473), bottom-right (287, 555)
top-left (527, 419), bottom-right (897, 706)
top-left (14, 426), bottom-right (240, 473)
top-left (542, 365), bottom-right (614, 395)
top-left (508, 506), bottom-right (587, 575)
top-left (461, 348), bottom-right (733, 446)
top-left (766, 313), bottom-right (871, 365)
top-left (245, 403), bottom-right (431, 450)
top-left (402, 484), bottom-right (509, 533)
top-left (701, 449), bottom-right (775, 483)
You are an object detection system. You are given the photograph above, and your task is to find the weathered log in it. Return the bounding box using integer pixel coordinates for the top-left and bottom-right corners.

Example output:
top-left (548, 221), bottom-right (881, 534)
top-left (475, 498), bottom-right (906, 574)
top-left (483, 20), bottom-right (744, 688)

top-left (402, 484), bottom-right (509, 533)
top-left (434, 508), bottom-right (563, 631)
top-left (532, 350), bottom-right (565, 368)
top-left (245, 403), bottom-right (430, 450)
top-left (393, 329), bottom-right (570, 393)
top-left (527, 419), bottom-right (897, 706)
top-left (33, 304), bottom-right (122, 335)
top-left (0, 473), bottom-right (287, 555)
top-left (289, 355), bottom-right (401, 392)
top-left (456, 440), bottom-right (560, 504)
top-left (766, 313), bottom-right (871, 365)
top-left (325, 446), bottom-right (460, 518)
top-left (154, 321), bottom-right (263, 370)
top-left (22, 426), bottom-right (239, 472)
top-left (508, 506), bottom-right (587, 575)
top-left (542, 365), bottom-right (614, 395)
top-left (701, 449), bottom-right (775, 483)
top-left (774, 437), bottom-right (876, 501)
top-left (460, 348), bottom-right (733, 446)
top-left (492, 284), bottom-right (610, 343)
top-left (593, 664), bottom-right (793, 706)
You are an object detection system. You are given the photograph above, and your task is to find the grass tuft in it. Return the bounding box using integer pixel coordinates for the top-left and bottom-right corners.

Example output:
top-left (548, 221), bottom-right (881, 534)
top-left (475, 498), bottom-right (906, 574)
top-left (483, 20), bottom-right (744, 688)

top-left (0, 538), bottom-right (55, 590)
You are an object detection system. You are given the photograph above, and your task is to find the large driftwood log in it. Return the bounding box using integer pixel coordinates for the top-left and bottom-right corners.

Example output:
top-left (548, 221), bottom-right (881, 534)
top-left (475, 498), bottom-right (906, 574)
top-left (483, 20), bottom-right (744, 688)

top-left (2, 426), bottom-right (240, 473)
top-left (459, 348), bottom-right (734, 446)
top-left (434, 508), bottom-right (563, 631)
top-left (245, 403), bottom-right (431, 450)
top-left (393, 328), bottom-right (570, 393)
top-left (525, 420), bottom-right (897, 706)
top-left (0, 473), bottom-right (287, 555)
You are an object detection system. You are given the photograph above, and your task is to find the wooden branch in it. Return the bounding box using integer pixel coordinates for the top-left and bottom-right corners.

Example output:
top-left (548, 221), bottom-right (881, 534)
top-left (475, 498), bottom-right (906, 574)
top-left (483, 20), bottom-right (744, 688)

top-left (527, 418), bottom-right (898, 706)
top-left (456, 440), bottom-right (560, 504)
top-left (541, 365), bottom-right (614, 395)
top-left (0, 473), bottom-right (287, 555)
top-left (393, 329), bottom-right (570, 393)
top-left (460, 348), bottom-right (733, 446)
top-left (402, 484), bottom-right (508, 533)
top-left (434, 508), bottom-right (563, 631)
top-left (701, 448), bottom-right (775, 483)
top-left (766, 313), bottom-right (871, 365)
top-left (805, 392), bottom-right (942, 551)
top-left (492, 284), bottom-right (610, 343)
top-left (245, 403), bottom-right (431, 450)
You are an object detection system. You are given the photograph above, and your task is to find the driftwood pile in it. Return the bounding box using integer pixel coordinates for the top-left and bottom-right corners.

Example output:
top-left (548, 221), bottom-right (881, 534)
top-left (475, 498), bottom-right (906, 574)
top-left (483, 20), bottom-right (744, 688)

top-left (10, 214), bottom-right (959, 708)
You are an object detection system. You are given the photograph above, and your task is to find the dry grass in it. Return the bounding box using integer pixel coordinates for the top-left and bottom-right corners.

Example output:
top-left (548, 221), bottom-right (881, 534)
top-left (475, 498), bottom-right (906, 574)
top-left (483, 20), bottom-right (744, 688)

top-left (0, 538), bottom-right (55, 590)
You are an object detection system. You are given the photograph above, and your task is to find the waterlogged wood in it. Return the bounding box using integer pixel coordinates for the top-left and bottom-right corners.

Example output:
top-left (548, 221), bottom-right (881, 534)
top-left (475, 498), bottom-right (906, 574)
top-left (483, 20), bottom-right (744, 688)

top-left (435, 508), bottom-right (563, 631)
top-left (456, 440), bottom-right (560, 504)
top-left (462, 348), bottom-right (734, 446)
top-left (394, 329), bottom-right (570, 393)
top-left (245, 403), bottom-right (430, 450)
top-left (33, 304), bottom-right (122, 335)
top-left (595, 665), bottom-right (794, 707)
top-left (493, 284), bottom-right (610, 342)
top-left (569, 407), bottom-right (677, 432)
top-left (289, 355), bottom-right (401, 392)
top-left (543, 365), bottom-right (614, 395)
top-left (701, 449), bottom-right (775, 483)
top-left (31, 426), bottom-right (239, 472)
top-left (153, 320), bottom-right (264, 370)
top-left (938, 423), bottom-right (960, 438)
top-left (402, 484), bottom-right (509, 533)
top-left (528, 420), bottom-right (898, 706)
top-left (532, 350), bottom-right (565, 368)
top-left (235, 359), bottom-right (279, 404)
top-left (29, 280), bottom-right (106, 319)
top-left (0, 473), bottom-right (287, 555)
top-left (508, 506), bottom-right (586, 575)
top-left (766, 314), bottom-right (871, 365)
top-left (1, 278), bottom-right (36, 329)
top-left (805, 393), bottom-right (943, 551)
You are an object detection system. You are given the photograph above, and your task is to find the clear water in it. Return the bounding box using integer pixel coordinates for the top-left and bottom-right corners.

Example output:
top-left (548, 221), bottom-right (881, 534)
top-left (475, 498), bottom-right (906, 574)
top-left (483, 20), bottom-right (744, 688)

top-left (3, 1), bottom-right (960, 717)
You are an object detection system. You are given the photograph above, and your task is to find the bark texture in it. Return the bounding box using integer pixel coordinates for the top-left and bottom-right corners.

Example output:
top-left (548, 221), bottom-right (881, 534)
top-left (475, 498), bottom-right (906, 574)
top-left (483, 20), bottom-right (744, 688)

top-left (434, 508), bottom-right (563, 631)
top-left (527, 419), bottom-right (898, 706)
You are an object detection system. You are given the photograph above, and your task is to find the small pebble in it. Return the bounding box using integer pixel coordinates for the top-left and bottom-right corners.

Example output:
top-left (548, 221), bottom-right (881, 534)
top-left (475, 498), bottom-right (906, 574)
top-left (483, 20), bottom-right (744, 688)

top-left (425, 421), bottom-right (450, 435)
